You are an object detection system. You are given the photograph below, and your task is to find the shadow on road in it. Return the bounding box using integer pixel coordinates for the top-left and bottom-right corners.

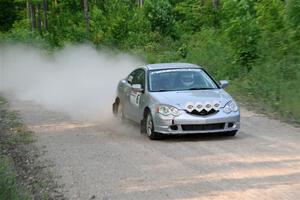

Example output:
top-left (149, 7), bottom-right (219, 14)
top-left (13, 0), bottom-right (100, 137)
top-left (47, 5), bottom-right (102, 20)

top-left (162, 133), bottom-right (240, 142)
top-left (118, 120), bottom-right (250, 142)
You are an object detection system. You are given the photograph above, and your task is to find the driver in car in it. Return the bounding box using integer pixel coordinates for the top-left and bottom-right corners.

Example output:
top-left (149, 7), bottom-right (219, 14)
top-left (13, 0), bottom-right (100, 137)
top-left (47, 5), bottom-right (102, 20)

top-left (177, 72), bottom-right (197, 89)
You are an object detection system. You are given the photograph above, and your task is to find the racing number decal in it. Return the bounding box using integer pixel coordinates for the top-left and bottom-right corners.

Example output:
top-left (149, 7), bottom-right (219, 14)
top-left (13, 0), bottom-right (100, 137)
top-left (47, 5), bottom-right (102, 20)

top-left (130, 92), bottom-right (141, 106)
top-left (136, 94), bottom-right (141, 105)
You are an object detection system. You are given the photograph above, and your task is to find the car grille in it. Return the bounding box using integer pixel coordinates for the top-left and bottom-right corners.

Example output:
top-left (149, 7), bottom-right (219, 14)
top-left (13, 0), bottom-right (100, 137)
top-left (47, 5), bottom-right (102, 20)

top-left (187, 109), bottom-right (218, 116)
top-left (181, 123), bottom-right (225, 131)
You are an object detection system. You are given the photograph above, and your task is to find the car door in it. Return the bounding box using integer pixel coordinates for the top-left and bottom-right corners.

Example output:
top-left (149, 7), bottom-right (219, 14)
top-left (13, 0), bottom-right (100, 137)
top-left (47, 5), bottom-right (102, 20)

top-left (122, 70), bottom-right (137, 119)
top-left (126, 69), bottom-right (145, 122)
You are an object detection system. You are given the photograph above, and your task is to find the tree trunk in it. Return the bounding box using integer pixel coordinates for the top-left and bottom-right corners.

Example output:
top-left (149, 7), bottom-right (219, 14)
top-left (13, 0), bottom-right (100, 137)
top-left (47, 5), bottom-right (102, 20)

top-left (43, 0), bottom-right (48, 31)
top-left (137, 0), bottom-right (144, 7)
top-left (29, 0), bottom-right (36, 30)
top-left (37, 2), bottom-right (42, 34)
top-left (83, 0), bottom-right (90, 35)
top-left (200, 0), bottom-right (204, 6)
top-left (27, 0), bottom-right (31, 30)
top-left (212, 0), bottom-right (220, 27)
top-left (212, 0), bottom-right (219, 10)
top-left (32, 4), bottom-right (36, 30)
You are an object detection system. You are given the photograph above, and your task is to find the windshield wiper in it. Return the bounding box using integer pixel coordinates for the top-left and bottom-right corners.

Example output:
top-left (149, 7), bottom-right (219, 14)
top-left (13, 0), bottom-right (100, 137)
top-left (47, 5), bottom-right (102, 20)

top-left (153, 88), bottom-right (215, 92)
top-left (154, 89), bottom-right (170, 92)
top-left (188, 87), bottom-right (215, 90)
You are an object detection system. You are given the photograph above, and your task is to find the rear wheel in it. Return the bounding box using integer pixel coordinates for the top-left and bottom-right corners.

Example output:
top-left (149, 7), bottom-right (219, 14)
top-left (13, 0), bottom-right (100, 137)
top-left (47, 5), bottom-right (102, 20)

top-left (145, 112), bottom-right (162, 140)
top-left (223, 130), bottom-right (237, 137)
top-left (119, 104), bottom-right (125, 121)
top-left (113, 102), bottom-right (125, 122)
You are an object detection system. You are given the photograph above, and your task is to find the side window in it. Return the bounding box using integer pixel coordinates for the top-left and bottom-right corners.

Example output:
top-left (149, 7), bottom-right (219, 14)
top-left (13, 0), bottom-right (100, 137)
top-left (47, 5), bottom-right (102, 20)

top-left (132, 69), bottom-right (145, 88)
top-left (127, 70), bottom-right (137, 84)
top-left (139, 70), bottom-right (145, 88)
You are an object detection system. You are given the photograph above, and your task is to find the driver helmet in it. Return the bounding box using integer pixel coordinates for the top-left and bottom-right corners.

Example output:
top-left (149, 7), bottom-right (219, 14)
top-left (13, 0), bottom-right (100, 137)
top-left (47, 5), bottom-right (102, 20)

top-left (180, 72), bottom-right (195, 87)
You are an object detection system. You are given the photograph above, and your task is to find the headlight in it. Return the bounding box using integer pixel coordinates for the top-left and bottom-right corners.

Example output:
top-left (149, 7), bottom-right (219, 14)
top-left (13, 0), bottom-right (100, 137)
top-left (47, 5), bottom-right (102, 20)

top-left (170, 106), bottom-right (180, 116)
top-left (223, 100), bottom-right (239, 114)
top-left (157, 105), bottom-right (181, 116)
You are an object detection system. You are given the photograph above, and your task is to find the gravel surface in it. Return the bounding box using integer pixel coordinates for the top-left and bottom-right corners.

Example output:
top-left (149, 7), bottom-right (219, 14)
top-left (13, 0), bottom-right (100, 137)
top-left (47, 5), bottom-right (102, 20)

top-left (9, 99), bottom-right (300, 200)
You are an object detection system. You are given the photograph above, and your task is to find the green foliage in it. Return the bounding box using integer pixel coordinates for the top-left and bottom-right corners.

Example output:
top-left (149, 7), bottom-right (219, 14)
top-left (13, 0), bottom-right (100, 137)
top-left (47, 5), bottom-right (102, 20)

top-left (144, 34), bottom-right (183, 63)
top-left (90, 5), bottom-right (105, 45)
top-left (240, 54), bottom-right (300, 121)
top-left (101, 0), bottom-right (131, 46)
top-left (174, 0), bottom-right (202, 32)
top-left (255, 0), bottom-right (285, 32)
top-left (184, 29), bottom-right (238, 80)
top-left (255, 0), bottom-right (287, 58)
top-left (174, 0), bottom-right (219, 31)
top-left (47, 2), bottom-right (86, 46)
top-left (286, 0), bottom-right (300, 27)
top-left (144, 0), bottom-right (174, 35)
top-left (122, 8), bottom-right (152, 49)
top-left (0, 0), bottom-right (18, 32)
top-left (1, 0), bottom-right (300, 122)
top-left (0, 156), bottom-right (29, 200)
top-left (0, 97), bottom-right (31, 200)
top-left (221, 0), bottom-right (259, 72)
top-left (0, 19), bottom-right (49, 49)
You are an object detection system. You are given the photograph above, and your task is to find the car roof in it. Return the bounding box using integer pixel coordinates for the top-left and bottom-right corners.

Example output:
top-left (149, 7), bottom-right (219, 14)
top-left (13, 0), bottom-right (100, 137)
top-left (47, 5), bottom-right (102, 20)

top-left (145, 63), bottom-right (201, 70)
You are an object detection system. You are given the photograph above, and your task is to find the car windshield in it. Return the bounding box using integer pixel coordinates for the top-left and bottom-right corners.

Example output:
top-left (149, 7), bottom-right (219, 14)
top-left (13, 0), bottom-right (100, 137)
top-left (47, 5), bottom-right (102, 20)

top-left (149, 68), bottom-right (219, 92)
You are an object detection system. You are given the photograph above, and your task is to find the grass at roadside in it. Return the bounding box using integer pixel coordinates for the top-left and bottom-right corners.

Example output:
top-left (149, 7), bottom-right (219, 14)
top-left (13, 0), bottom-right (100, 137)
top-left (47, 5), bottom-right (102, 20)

top-left (0, 156), bottom-right (30, 200)
top-left (0, 96), bottom-right (32, 199)
top-left (0, 96), bottom-right (64, 200)
top-left (228, 81), bottom-right (300, 126)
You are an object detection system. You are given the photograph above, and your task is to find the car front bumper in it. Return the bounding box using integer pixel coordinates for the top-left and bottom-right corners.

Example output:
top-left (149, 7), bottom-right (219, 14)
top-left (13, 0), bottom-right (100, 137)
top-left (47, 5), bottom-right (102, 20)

top-left (153, 110), bottom-right (240, 134)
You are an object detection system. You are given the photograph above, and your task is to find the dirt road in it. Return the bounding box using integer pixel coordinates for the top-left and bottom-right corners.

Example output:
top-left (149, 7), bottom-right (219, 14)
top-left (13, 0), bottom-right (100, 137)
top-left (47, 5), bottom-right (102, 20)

top-left (10, 99), bottom-right (300, 200)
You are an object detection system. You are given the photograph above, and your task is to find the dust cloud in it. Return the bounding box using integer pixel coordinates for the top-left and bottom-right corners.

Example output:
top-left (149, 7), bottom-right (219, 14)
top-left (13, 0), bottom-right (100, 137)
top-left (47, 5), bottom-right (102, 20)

top-left (0, 44), bottom-right (143, 121)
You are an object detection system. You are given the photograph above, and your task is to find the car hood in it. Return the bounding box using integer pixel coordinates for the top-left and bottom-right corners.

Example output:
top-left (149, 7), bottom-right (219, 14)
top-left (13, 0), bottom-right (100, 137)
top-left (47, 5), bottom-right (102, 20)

top-left (150, 89), bottom-right (232, 109)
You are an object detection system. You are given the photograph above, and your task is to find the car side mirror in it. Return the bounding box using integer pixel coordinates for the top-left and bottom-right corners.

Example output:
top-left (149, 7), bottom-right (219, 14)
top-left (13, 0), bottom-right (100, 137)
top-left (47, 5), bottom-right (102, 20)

top-left (127, 75), bottom-right (133, 85)
top-left (131, 84), bottom-right (144, 93)
top-left (219, 80), bottom-right (229, 88)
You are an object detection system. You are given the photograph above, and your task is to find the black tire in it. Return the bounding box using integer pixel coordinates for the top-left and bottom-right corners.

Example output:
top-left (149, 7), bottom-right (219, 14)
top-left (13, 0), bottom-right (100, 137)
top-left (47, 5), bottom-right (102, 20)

top-left (145, 112), bottom-right (162, 140)
top-left (112, 102), bottom-right (118, 117)
top-left (140, 118), bottom-right (146, 134)
top-left (114, 102), bottom-right (125, 122)
top-left (223, 130), bottom-right (237, 137)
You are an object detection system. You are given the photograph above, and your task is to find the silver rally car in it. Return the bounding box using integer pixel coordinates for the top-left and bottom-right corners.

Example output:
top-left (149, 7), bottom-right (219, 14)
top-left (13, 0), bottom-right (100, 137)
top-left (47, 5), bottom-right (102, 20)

top-left (113, 63), bottom-right (240, 140)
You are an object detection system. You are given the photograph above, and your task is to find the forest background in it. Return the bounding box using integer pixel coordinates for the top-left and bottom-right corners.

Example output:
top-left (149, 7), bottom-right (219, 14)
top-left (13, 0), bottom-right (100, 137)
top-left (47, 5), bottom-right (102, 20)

top-left (1, 0), bottom-right (300, 122)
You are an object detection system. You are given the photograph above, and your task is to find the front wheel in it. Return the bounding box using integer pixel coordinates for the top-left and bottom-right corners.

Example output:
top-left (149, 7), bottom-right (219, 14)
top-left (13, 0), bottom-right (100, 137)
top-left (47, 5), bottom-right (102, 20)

top-left (145, 112), bottom-right (162, 140)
